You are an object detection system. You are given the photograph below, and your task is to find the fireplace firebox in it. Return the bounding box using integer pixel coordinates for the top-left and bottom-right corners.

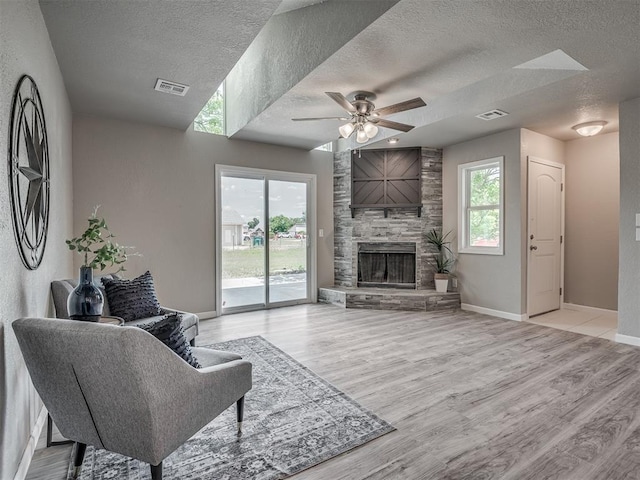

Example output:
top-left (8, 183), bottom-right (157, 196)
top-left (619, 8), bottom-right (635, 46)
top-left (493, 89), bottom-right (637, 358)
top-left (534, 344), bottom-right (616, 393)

top-left (357, 242), bottom-right (416, 289)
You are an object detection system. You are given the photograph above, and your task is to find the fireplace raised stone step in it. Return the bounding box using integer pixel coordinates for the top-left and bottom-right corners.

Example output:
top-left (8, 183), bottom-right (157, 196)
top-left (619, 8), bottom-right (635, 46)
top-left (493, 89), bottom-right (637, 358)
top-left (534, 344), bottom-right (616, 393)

top-left (318, 286), bottom-right (460, 312)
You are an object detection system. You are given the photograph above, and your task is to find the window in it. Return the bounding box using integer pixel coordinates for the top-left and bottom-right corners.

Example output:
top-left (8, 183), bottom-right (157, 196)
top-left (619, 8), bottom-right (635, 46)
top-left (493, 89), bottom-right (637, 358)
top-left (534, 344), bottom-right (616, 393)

top-left (194, 82), bottom-right (224, 135)
top-left (314, 142), bottom-right (333, 152)
top-left (458, 156), bottom-right (504, 255)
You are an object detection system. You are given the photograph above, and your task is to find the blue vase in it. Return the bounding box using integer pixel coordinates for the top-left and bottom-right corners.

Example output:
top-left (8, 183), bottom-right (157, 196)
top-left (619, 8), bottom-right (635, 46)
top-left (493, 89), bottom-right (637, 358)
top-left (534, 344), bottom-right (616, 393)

top-left (67, 266), bottom-right (104, 322)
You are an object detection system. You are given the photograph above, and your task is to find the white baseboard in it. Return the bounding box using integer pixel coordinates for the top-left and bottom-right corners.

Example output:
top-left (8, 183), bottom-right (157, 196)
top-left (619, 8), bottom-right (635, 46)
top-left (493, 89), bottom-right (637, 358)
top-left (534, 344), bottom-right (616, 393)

top-left (196, 310), bottom-right (217, 320)
top-left (615, 333), bottom-right (640, 347)
top-left (461, 303), bottom-right (527, 322)
top-left (14, 406), bottom-right (48, 480)
top-left (562, 302), bottom-right (617, 315)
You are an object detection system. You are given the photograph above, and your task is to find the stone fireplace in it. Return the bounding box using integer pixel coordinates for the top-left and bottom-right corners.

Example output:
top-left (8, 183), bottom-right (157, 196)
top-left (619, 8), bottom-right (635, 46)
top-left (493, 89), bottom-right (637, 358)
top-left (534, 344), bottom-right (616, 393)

top-left (333, 147), bottom-right (443, 289)
top-left (319, 146), bottom-right (460, 311)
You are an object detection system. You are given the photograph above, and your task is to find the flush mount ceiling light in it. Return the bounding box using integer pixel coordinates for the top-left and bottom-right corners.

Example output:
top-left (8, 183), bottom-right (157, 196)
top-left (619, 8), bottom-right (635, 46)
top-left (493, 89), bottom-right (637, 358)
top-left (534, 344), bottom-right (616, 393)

top-left (292, 91), bottom-right (426, 144)
top-left (572, 120), bottom-right (607, 137)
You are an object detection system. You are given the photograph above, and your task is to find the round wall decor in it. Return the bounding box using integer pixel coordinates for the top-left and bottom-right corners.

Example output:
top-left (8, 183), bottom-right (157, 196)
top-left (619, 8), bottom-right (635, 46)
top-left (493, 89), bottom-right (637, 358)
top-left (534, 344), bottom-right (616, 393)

top-left (7, 75), bottom-right (50, 270)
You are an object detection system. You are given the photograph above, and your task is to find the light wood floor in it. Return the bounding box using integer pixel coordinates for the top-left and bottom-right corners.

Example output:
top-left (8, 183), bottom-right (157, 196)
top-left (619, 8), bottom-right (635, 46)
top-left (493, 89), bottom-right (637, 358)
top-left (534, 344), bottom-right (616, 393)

top-left (26, 304), bottom-right (640, 479)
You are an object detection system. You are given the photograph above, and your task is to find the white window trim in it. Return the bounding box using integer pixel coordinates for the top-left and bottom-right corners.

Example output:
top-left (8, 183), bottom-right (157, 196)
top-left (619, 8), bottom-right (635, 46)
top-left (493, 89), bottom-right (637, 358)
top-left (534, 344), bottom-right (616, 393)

top-left (458, 156), bottom-right (504, 255)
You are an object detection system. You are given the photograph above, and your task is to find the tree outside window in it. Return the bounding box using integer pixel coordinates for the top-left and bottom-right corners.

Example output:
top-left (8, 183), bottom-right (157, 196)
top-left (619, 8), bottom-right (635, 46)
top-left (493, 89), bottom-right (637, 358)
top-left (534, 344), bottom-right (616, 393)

top-left (194, 83), bottom-right (224, 135)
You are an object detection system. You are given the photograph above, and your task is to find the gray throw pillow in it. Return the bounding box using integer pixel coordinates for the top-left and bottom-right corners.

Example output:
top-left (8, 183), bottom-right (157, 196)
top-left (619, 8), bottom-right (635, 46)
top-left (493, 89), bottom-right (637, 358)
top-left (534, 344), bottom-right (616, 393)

top-left (138, 313), bottom-right (201, 368)
top-left (101, 271), bottom-right (161, 322)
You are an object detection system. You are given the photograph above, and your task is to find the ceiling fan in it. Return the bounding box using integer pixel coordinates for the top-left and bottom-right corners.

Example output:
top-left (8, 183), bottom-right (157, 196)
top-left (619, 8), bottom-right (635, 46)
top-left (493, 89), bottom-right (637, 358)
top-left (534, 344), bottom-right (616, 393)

top-left (292, 91), bottom-right (426, 143)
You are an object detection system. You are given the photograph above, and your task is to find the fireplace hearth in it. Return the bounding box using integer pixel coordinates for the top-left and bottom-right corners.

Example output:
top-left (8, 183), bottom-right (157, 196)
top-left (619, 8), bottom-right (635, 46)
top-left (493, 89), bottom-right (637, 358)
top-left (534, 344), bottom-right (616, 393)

top-left (357, 242), bottom-right (416, 289)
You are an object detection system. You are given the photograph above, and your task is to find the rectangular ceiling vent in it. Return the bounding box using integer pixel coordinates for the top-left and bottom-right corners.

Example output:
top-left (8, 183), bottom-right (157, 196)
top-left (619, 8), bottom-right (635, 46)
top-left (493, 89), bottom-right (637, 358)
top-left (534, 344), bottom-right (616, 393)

top-left (475, 109), bottom-right (509, 121)
top-left (154, 78), bottom-right (190, 96)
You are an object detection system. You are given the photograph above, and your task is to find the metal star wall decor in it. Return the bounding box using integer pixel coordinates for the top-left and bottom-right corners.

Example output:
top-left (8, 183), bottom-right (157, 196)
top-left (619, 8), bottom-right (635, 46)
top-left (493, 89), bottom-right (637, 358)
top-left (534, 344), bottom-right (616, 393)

top-left (8, 75), bottom-right (50, 270)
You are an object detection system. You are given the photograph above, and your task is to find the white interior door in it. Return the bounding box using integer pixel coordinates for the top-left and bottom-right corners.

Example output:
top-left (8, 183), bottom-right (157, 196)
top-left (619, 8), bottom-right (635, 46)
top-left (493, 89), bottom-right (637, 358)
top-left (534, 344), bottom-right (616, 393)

top-left (528, 157), bottom-right (564, 317)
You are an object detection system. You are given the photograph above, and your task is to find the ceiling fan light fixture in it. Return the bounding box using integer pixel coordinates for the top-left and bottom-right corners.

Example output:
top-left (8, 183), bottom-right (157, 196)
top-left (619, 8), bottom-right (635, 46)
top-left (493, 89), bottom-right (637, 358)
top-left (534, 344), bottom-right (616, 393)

top-left (363, 122), bottom-right (378, 139)
top-left (572, 120), bottom-right (607, 137)
top-left (339, 122), bottom-right (355, 138)
top-left (356, 126), bottom-right (369, 144)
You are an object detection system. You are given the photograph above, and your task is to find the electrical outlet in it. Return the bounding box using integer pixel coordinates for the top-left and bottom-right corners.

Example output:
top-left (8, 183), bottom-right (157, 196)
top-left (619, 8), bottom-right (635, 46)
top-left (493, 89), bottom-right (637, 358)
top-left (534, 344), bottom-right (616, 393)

top-left (318, 229), bottom-right (324, 238)
top-left (452, 278), bottom-right (458, 289)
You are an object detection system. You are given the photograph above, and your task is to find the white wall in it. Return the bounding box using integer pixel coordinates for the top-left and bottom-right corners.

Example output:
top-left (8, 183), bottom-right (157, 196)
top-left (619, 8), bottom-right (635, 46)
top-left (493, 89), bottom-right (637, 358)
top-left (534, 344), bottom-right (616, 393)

top-left (564, 132), bottom-right (619, 310)
top-left (443, 129), bottom-right (523, 315)
top-left (618, 97), bottom-right (640, 338)
top-left (72, 115), bottom-right (334, 315)
top-left (0, 1), bottom-right (74, 478)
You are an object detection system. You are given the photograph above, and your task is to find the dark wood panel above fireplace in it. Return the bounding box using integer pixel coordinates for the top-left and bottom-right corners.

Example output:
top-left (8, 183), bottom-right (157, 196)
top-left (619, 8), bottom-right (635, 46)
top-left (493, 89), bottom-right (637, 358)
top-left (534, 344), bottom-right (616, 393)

top-left (350, 147), bottom-right (422, 217)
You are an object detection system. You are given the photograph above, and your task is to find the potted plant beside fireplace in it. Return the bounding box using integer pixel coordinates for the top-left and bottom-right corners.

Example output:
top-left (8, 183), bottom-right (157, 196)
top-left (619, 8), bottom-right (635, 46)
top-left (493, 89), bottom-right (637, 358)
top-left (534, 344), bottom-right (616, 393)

top-left (425, 228), bottom-right (456, 293)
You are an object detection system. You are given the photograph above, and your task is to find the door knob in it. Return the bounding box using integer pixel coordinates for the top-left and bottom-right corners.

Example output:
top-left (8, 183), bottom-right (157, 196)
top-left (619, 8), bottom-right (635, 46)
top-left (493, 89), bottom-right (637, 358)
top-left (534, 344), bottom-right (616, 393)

top-left (530, 245), bottom-right (538, 251)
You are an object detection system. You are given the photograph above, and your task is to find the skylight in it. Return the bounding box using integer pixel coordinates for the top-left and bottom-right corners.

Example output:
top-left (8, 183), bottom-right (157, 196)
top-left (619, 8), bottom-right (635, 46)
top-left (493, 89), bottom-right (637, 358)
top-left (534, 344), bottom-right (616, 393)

top-left (194, 83), bottom-right (224, 135)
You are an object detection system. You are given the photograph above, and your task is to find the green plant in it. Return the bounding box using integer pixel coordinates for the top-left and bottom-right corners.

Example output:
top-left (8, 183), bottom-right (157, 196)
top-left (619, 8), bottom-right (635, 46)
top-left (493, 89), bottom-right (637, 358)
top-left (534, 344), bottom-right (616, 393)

top-left (425, 228), bottom-right (456, 274)
top-left (193, 84), bottom-right (224, 135)
top-left (66, 207), bottom-right (136, 272)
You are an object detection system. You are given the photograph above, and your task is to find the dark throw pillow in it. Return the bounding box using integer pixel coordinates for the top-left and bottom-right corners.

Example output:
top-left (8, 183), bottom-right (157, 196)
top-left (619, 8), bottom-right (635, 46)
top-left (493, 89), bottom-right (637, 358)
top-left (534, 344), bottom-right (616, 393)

top-left (138, 313), bottom-right (201, 368)
top-left (101, 271), bottom-right (161, 322)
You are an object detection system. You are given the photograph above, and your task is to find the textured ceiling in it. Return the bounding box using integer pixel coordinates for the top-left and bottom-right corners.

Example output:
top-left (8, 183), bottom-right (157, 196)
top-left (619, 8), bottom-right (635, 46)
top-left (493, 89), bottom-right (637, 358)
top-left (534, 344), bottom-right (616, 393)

top-left (40, 0), bottom-right (640, 149)
top-left (39, 0), bottom-right (282, 129)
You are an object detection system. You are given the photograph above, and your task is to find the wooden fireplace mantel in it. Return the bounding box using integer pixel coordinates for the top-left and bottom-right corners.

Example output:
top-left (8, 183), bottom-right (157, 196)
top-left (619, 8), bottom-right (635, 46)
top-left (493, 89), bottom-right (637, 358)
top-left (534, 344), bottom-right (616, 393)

top-left (349, 203), bottom-right (422, 218)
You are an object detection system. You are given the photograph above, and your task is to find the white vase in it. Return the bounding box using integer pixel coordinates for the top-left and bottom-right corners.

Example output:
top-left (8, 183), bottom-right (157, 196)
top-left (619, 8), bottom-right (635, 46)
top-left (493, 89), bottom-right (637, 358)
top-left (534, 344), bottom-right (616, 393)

top-left (434, 274), bottom-right (449, 293)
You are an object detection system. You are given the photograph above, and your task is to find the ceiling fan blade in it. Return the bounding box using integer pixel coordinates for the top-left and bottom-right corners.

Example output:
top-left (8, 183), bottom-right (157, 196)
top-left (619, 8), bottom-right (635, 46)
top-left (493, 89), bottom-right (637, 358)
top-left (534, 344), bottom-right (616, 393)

top-left (373, 97), bottom-right (426, 117)
top-left (292, 116), bottom-right (350, 121)
top-left (372, 118), bottom-right (415, 132)
top-left (325, 92), bottom-right (357, 113)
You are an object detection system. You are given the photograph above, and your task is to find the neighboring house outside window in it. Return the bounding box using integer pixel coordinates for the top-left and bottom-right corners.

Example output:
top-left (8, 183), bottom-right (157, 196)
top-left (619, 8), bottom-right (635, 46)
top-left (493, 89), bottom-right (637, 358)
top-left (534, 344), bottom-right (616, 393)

top-left (458, 156), bottom-right (504, 255)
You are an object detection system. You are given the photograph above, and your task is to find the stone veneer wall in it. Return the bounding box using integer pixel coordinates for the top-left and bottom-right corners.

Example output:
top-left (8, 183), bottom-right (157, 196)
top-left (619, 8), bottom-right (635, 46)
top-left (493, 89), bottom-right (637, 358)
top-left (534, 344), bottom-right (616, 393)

top-left (334, 147), bottom-right (443, 288)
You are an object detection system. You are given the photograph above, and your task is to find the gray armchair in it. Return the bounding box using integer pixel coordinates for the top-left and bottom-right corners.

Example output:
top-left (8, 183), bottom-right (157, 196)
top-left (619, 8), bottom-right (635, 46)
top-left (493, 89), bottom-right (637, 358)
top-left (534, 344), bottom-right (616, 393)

top-left (12, 317), bottom-right (252, 480)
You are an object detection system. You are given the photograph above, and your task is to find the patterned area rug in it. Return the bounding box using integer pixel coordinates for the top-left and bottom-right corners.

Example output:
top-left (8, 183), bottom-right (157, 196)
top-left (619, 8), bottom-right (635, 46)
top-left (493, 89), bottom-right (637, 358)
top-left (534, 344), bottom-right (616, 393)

top-left (68, 336), bottom-right (395, 479)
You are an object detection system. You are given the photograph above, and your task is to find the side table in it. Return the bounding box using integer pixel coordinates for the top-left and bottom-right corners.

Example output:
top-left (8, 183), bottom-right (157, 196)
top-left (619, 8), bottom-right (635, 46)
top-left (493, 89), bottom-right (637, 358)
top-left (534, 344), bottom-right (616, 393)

top-left (46, 315), bottom-right (125, 447)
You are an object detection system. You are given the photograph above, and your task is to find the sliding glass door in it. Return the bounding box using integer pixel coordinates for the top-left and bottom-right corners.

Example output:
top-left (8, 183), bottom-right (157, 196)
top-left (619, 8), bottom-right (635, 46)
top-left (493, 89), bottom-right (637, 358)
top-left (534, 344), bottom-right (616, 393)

top-left (216, 166), bottom-right (315, 314)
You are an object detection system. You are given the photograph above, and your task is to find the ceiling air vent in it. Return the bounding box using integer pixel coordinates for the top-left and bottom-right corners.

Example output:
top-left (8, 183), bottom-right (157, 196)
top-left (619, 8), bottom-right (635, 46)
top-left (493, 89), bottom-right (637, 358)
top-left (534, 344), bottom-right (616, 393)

top-left (475, 109), bottom-right (509, 121)
top-left (154, 78), bottom-right (190, 96)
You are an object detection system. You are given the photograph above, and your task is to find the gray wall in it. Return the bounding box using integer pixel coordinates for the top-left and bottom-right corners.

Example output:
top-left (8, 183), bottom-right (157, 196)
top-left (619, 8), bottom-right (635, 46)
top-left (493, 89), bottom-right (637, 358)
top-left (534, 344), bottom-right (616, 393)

top-left (565, 133), bottom-right (619, 310)
top-left (618, 97), bottom-right (640, 338)
top-left (443, 129), bottom-right (523, 314)
top-left (443, 128), bottom-right (565, 316)
top-left (0, 1), bottom-right (74, 478)
top-left (72, 115), bottom-right (334, 315)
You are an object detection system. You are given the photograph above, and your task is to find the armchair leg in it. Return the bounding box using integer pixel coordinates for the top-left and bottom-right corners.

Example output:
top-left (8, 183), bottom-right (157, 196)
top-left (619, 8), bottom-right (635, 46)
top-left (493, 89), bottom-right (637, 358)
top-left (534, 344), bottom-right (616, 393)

top-left (237, 396), bottom-right (245, 436)
top-left (72, 442), bottom-right (87, 479)
top-left (47, 413), bottom-right (73, 447)
top-left (150, 461), bottom-right (163, 480)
